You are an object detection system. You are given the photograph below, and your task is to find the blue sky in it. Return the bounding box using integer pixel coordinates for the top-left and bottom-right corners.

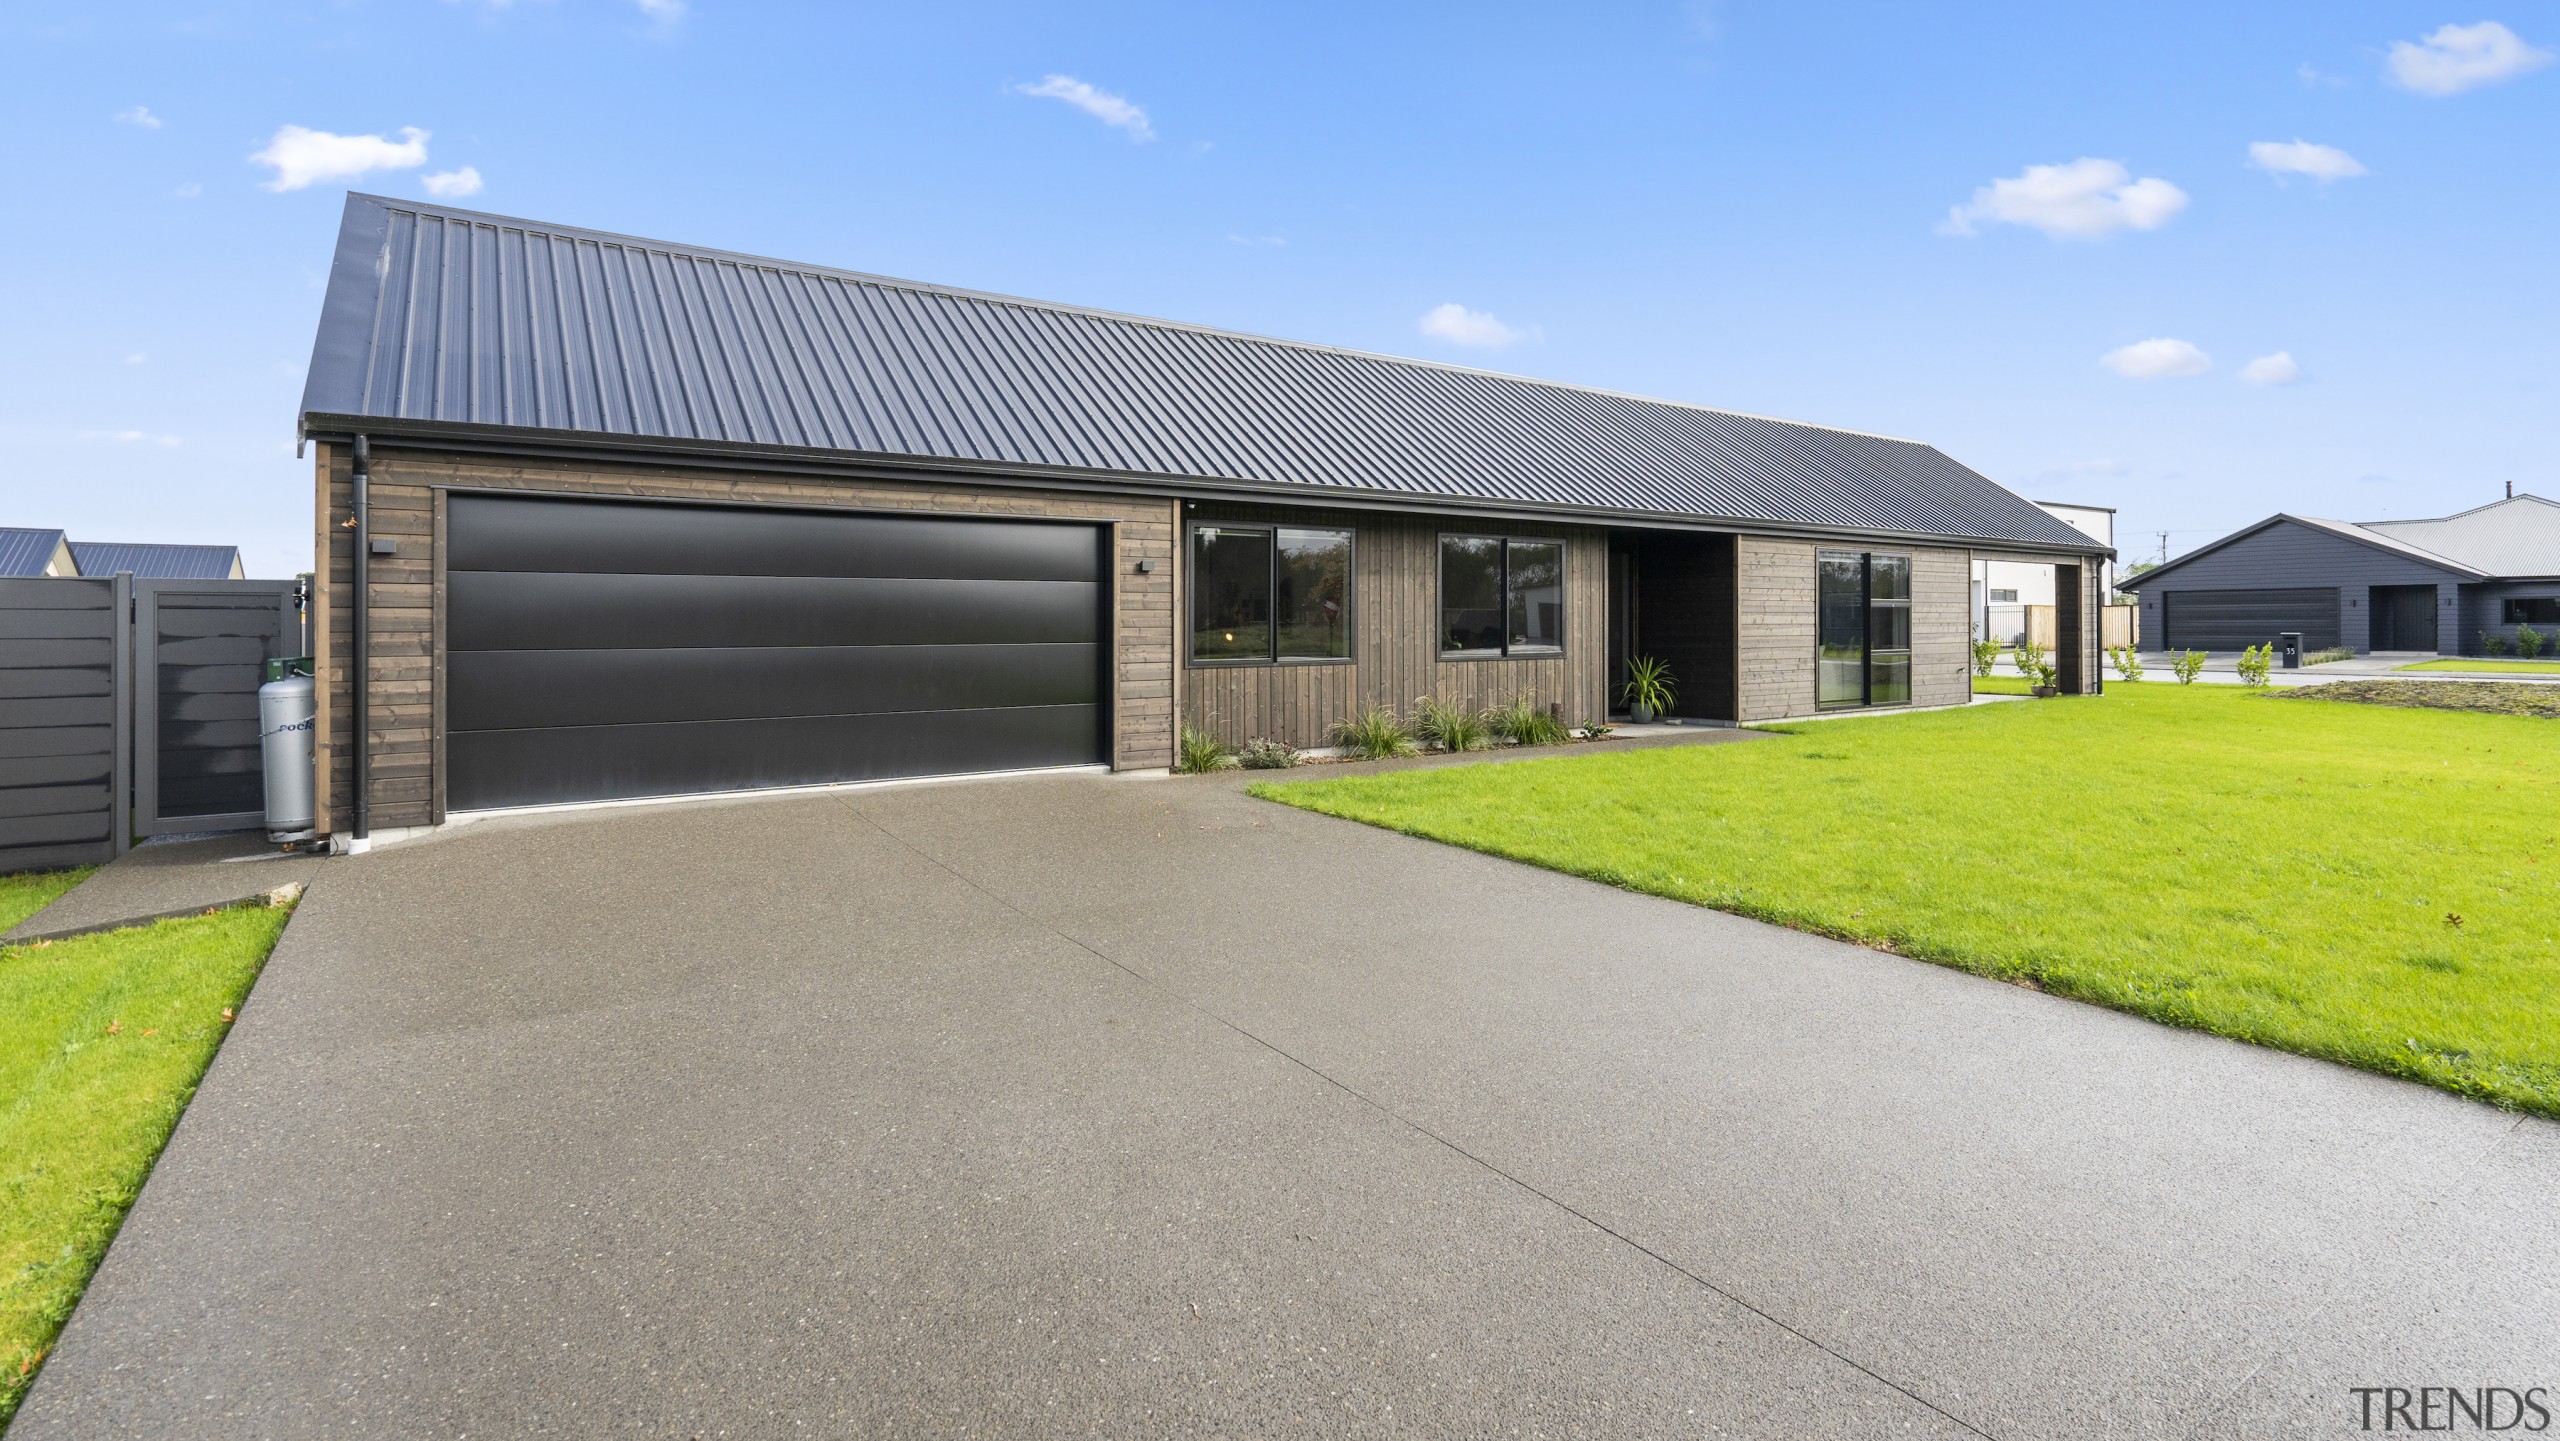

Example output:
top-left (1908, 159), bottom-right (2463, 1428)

top-left (3, 1), bottom-right (2553, 576)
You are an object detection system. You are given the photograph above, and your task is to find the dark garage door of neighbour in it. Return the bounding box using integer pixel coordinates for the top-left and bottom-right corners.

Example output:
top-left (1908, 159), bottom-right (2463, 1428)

top-left (2161, 588), bottom-right (2339, 653)
top-left (445, 495), bottom-right (1109, 811)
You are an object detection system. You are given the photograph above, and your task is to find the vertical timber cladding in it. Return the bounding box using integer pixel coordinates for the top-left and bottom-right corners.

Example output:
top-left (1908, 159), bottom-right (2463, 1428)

top-left (1179, 501), bottom-right (1609, 748)
top-left (316, 449), bottom-right (1178, 831)
top-left (1735, 537), bottom-right (1978, 721)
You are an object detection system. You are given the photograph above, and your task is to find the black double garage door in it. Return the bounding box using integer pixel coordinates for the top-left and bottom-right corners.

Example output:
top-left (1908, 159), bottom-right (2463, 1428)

top-left (447, 495), bottom-right (1108, 812)
top-left (2161, 587), bottom-right (2340, 653)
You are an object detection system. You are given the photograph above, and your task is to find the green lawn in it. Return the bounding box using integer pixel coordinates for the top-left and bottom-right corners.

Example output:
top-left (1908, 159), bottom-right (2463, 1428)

top-left (1252, 682), bottom-right (2560, 1117)
top-left (0, 871), bottom-right (93, 935)
top-left (0, 898), bottom-right (293, 1424)
top-left (2398, 658), bottom-right (2560, 674)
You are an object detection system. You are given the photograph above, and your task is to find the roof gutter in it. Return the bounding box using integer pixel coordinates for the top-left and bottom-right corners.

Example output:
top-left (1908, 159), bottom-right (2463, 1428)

top-left (299, 415), bottom-right (2115, 563)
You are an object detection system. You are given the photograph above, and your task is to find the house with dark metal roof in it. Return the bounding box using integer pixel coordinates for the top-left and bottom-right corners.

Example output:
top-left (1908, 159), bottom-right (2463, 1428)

top-left (2116, 493), bottom-right (2560, 655)
top-left (64, 541), bottom-right (246, 580)
top-left (296, 193), bottom-right (2113, 839)
top-left (0, 528), bottom-right (77, 578)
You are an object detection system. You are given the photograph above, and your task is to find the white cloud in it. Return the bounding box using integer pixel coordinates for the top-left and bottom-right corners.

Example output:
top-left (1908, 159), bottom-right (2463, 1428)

top-left (1940, 158), bottom-right (2188, 239)
top-left (1418, 303), bottom-right (1526, 349)
top-left (2240, 352), bottom-right (2302, 385)
top-left (2100, 338), bottom-right (2213, 379)
top-left (422, 165), bottom-right (484, 197)
top-left (2385, 20), bottom-right (2551, 95)
top-left (173, 181), bottom-right (202, 199)
top-left (633, 0), bottom-right (684, 15)
top-left (250, 124), bottom-right (430, 192)
top-left (1014, 75), bottom-right (1154, 141)
top-left (2297, 61), bottom-right (2349, 88)
top-left (114, 105), bottom-right (161, 129)
top-left (2248, 139), bottom-right (2367, 182)
top-left (123, 353), bottom-right (147, 365)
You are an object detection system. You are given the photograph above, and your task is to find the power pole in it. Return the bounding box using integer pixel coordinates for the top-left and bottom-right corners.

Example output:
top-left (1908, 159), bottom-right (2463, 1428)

top-left (2157, 531), bottom-right (2169, 565)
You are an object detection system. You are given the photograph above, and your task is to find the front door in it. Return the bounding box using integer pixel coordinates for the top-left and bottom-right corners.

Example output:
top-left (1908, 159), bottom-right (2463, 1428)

top-left (2370, 586), bottom-right (2438, 652)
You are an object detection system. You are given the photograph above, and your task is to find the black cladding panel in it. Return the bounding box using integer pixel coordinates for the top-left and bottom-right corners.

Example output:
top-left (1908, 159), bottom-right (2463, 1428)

top-left (445, 495), bottom-right (1109, 809)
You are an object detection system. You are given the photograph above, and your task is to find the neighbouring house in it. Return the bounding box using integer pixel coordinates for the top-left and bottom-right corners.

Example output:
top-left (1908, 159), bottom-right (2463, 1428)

top-left (65, 541), bottom-right (247, 580)
top-left (2116, 493), bottom-right (2560, 656)
top-left (0, 528), bottom-right (78, 577)
top-left (294, 193), bottom-right (2112, 840)
top-left (0, 529), bottom-right (247, 579)
top-left (1973, 501), bottom-right (2116, 647)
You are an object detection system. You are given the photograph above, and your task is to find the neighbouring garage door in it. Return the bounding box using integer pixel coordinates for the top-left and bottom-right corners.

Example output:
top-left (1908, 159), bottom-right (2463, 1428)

top-left (2161, 587), bottom-right (2339, 652)
top-left (446, 495), bottom-right (1107, 811)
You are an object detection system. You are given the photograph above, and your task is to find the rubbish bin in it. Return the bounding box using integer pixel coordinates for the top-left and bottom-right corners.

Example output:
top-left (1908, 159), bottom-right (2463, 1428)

top-left (259, 657), bottom-right (317, 841)
top-left (2278, 632), bottom-right (2302, 669)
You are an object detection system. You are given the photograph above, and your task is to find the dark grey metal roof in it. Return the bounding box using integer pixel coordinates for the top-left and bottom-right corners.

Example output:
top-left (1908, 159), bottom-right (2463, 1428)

top-left (301, 193), bottom-right (2100, 553)
top-left (0, 528), bottom-right (69, 577)
top-left (2119, 514), bottom-right (2484, 590)
top-left (66, 541), bottom-right (244, 580)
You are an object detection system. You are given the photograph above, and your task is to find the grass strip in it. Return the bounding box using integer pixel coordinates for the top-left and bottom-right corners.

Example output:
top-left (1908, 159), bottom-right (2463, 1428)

top-left (0, 872), bottom-right (94, 937)
top-left (2397, 658), bottom-right (2560, 675)
top-left (0, 898), bottom-right (294, 1424)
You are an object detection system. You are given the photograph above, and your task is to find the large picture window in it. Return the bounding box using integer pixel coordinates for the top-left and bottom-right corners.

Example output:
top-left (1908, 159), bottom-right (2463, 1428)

top-left (1817, 550), bottom-right (1912, 709)
top-left (1441, 536), bottom-right (1566, 657)
top-left (2504, 597), bottom-right (2560, 626)
top-left (1189, 524), bottom-right (1353, 664)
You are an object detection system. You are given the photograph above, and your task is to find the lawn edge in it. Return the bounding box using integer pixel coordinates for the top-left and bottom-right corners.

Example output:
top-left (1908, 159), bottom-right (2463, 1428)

top-left (1246, 784), bottom-right (2556, 1123)
top-left (0, 895), bottom-right (303, 1428)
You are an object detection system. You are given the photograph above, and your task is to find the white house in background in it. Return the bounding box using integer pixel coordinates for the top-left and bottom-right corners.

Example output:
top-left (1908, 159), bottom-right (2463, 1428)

top-left (1974, 502), bottom-right (2115, 645)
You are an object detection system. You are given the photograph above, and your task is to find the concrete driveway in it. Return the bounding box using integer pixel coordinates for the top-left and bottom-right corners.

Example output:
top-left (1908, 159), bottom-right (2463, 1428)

top-left (16, 761), bottom-right (2556, 1438)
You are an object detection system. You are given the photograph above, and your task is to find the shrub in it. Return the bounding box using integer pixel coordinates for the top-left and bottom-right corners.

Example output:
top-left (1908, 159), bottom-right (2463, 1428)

top-left (1413, 695), bottom-right (1492, 752)
top-left (2483, 632), bottom-right (2512, 656)
top-left (1486, 696), bottom-right (1570, 746)
top-left (1237, 737), bottom-right (1300, 769)
top-left (1176, 724), bottom-right (1238, 773)
top-left (2107, 645), bottom-right (2144, 682)
top-left (2172, 650), bottom-right (2208, 685)
top-left (1577, 719), bottom-right (1616, 740)
top-left (2012, 637), bottom-right (2048, 681)
top-left (2236, 643), bottom-right (2273, 687)
top-left (1330, 706), bottom-right (1418, 760)
top-left (2518, 624), bottom-right (2545, 660)
top-left (1621, 655), bottom-right (1677, 717)
top-left (1970, 637), bottom-right (2002, 677)
top-left (2307, 646), bottom-right (2355, 665)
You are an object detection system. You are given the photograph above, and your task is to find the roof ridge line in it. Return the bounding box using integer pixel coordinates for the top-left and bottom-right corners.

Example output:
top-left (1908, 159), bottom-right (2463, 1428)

top-left (342, 192), bottom-right (1934, 449)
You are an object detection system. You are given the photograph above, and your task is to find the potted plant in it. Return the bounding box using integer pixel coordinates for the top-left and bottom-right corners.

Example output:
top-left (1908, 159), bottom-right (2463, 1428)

top-left (1622, 655), bottom-right (1676, 723)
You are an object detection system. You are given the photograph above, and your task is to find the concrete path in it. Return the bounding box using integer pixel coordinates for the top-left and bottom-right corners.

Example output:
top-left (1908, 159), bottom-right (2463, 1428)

top-left (15, 759), bottom-right (2555, 1438)
top-left (4, 834), bottom-right (330, 943)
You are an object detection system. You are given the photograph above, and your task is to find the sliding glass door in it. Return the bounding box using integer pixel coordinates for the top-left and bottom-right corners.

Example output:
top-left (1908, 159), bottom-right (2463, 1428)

top-left (1816, 550), bottom-right (1912, 709)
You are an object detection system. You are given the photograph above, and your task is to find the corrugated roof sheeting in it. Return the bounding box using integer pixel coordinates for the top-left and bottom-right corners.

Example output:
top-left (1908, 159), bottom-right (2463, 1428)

top-left (302, 194), bottom-right (2097, 550)
top-left (0, 528), bottom-right (69, 577)
top-left (66, 542), bottom-right (243, 579)
top-left (2366, 494), bottom-right (2560, 577)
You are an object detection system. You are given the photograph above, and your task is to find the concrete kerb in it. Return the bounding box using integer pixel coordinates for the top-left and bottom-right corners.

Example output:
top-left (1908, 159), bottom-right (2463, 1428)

top-left (5, 882), bottom-right (306, 947)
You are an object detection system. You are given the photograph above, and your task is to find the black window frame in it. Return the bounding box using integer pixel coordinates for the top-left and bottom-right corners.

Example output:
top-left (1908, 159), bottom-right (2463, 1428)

top-left (1185, 521), bottom-right (1357, 667)
top-left (1438, 533), bottom-right (1569, 660)
top-left (1816, 549), bottom-right (1914, 711)
top-left (2503, 596), bottom-right (2560, 626)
